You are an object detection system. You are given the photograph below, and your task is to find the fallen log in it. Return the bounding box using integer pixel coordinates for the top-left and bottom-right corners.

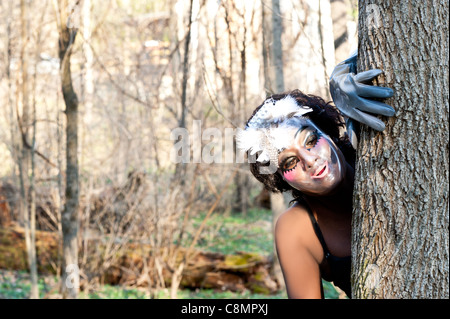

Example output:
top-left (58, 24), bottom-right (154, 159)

top-left (0, 226), bottom-right (279, 294)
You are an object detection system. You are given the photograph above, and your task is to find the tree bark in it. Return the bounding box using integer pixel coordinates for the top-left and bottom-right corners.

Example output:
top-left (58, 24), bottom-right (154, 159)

top-left (352, 0), bottom-right (449, 298)
top-left (56, 0), bottom-right (80, 299)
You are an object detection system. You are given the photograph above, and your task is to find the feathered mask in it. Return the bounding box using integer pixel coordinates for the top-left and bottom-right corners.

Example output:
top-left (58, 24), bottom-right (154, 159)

top-left (236, 95), bottom-right (313, 166)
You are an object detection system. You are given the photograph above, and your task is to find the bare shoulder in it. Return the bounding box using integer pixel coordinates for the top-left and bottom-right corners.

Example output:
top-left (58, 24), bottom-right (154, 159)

top-left (275, 203), bottom-right (322, 263)
top-left (275, 203), bottom-right (310, 236)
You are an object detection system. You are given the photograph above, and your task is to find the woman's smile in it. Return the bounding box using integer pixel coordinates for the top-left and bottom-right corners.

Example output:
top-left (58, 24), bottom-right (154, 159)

top-left (311, 161), bottom-right (328, 179)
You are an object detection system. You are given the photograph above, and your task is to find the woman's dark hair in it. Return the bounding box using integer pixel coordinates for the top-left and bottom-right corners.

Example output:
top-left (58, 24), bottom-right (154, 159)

top-left (246, 89), bottom-right (355, 202)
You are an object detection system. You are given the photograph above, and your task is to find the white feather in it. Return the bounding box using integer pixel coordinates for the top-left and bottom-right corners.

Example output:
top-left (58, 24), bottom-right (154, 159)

top-left (248, 95), bottom-right (313, 128)
top-left (268, 95), bottom-right (302, 119)
top-left (268, 125), bottom-right (292, 151)
top-left (236, 128), bottom-right (262, 153)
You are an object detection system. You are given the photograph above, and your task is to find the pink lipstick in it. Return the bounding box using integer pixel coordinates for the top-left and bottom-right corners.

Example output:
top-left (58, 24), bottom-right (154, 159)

top-left (311, 162), bottom-right (328, 179)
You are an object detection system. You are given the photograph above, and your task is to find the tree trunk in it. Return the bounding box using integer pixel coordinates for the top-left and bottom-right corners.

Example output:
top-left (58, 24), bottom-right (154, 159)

top-left (28, 106), bottom-right (38, 299)
top-left (352, 0), bottom-right (449, 298)
top-left (271, 0), bottom-right (284, 93)
top-left (174, 0), bottom-right (194, 182)
top-left (234, 3), bottom-right (250, 216)
top-left (179, 0), bottom-right (193, 131)
top-left (19, 0), bottom-right (39, 299)
top-left (268, 0), bottom-right (287, 227)
top-left (261, 2), bottom-right (272, 94)
top-left (261, 0), bottom-right (288, 290)
top-left (56, 0), bottom-right (80, 299)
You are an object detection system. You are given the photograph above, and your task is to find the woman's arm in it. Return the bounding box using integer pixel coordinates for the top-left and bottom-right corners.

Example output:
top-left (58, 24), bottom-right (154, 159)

top-left (275, 208), bottom-right (323, 299)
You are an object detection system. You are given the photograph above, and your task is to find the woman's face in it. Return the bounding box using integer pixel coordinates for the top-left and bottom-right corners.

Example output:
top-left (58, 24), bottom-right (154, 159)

top-left (277, 119), bottom-right (346, 196)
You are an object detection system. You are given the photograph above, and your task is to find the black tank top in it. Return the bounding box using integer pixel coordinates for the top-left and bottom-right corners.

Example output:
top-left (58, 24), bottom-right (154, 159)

top-left (306, 205), bottom-right (352, 298)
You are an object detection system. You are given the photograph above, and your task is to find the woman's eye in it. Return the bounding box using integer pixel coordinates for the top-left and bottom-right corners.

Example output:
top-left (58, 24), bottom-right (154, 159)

top-left (305, 132), bottom-right (319, 148)
top-left (282, 157), bottom-right (298, 171)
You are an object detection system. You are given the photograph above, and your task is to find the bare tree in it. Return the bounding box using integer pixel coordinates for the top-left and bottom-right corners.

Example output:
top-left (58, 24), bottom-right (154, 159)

top-left (54, 0), bottom-right (81, 299)
top-left (173, 0), bottom-right (194, 183)
top-left (261, 0), bottom-right (288, 290)
top-left (271, 0), bottom-right (284, 93)
top-left (353, 0), bottom-right (449, 298)
top-left (18, 0), bottom-right (39, 299)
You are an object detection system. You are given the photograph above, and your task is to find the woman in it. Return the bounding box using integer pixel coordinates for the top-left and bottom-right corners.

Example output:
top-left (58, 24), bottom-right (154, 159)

top-left (237, 53), bottom-right (394, 298)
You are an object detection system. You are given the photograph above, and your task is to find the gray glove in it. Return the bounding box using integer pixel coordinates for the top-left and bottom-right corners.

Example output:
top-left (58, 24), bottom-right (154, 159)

top-left (329, 51), bottom-right (395, 132)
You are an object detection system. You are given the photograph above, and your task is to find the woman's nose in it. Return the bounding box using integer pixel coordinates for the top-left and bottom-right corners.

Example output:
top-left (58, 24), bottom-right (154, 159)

top-left (297, 147), bottom-right (318, 169)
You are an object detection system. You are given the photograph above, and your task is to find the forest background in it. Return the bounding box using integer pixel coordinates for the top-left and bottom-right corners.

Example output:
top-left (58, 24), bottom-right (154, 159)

top-left (0, 0), bottom-right (358, 299)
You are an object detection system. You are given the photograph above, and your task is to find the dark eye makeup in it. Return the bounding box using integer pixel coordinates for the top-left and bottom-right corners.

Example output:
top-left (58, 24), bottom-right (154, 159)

top-left (280, 157), bottom-right (298, 172)
top-left (305, 130), bottom-right (321, 150)
top-left (279, 129), bottom-right (322, 173)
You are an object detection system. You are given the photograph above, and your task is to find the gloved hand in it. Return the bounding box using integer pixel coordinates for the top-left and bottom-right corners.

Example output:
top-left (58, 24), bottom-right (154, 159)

top-left (329, 51), bottom-right (395, 132)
